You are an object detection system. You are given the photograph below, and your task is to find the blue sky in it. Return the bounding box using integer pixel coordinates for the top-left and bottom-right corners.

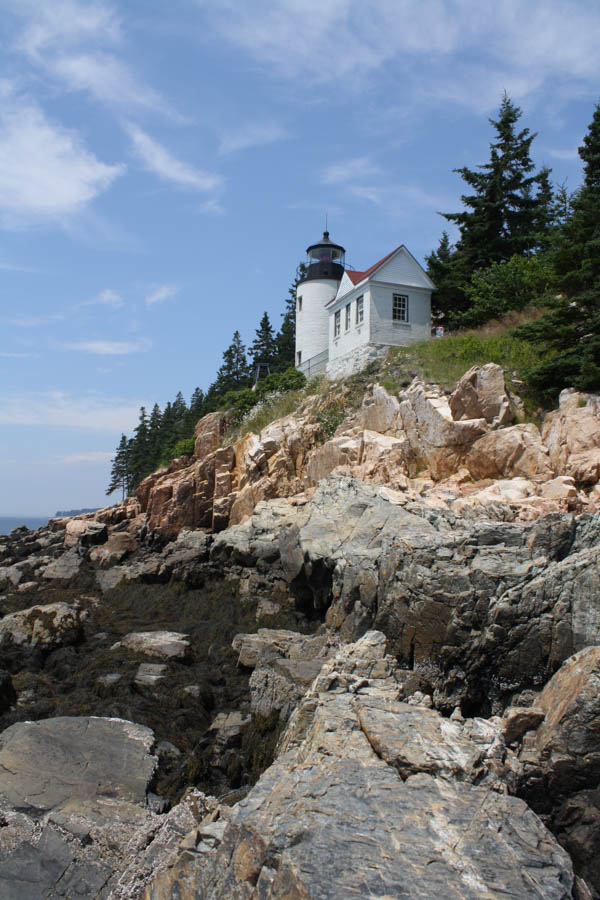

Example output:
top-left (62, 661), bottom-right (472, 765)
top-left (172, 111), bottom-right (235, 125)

top-left (1, 0), bottom-right (599, 515)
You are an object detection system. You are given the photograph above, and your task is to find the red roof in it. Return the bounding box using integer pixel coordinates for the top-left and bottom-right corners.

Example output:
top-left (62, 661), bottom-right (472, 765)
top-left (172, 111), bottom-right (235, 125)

top-left (344, 247), bottom-right (400, 286)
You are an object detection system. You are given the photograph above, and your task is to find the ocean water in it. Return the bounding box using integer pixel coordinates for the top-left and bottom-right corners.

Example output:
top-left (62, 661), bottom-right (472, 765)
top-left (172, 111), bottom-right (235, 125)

top-left (0, 516), bottom-right (49, 536)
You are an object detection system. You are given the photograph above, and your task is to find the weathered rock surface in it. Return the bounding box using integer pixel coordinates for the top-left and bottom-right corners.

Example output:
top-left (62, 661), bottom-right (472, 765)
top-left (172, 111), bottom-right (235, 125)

top-left (113, 630), bottom-right (191, 661)
top-left (466, 423), bottom-right (554, 480)
top-left (0, 601), bottom-right (83, 649)
top-left (521, 647), bottom-right (600, 800)
top-left (0, 716), bottom-right (162, 898)
top-left (145, 633), bottom-right (576, 899)
top-left (449, 362), bottom-right (515, 425)
top-left (542, 390), bottom-right (600, 486)
top-left (130, 372), bottom-right (600, 540)
top-left (214, 474), bottom-right (600, 712)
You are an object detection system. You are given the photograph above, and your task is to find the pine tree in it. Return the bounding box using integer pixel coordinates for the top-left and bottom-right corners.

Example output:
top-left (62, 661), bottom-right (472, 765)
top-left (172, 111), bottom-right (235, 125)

top-left (425, 232), bottom-right (470, 323)
top-left (183, 387), bottom-right (205, 437)
top-left (444, 94), bottom-right (553, 269)
top-left (147, 403), bottom-right (163, 470)
top-left (128, 406), bottom-right (150, 490)
top-left (275, 262), bottom-right (305, 371)
top-left (428, 95), bottom-right (554, 327)
top-left (517, 102), bottom-right (600, 400)
top-left (210, 331), bottom-right (251, 397)
top-left (249, 312), bottom-right (277, 374)
top-left (106, 434), bottom-right (132, 499)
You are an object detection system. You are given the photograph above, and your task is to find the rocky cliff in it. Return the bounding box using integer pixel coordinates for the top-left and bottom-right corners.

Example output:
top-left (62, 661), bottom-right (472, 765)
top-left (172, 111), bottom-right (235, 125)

top-left (1, 363), bottom-right (600, 898)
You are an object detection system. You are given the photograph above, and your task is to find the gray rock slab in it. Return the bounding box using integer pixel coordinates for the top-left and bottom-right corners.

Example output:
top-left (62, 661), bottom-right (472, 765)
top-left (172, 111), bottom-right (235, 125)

top-left (41, 548), bottom-right (82, 581)
top-left (114, 630), bottom-right (190, 660)
top-left (0, 602), bottom-right (82, 649)
top-left (0, 716), bottom-right (157, 814)
top-left (135, 663), bottom-right (168, 687)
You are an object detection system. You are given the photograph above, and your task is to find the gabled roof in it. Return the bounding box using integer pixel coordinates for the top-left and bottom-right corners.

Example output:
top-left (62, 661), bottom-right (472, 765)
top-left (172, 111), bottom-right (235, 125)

top-left (345, 247), bottom-right (398, 286)
top-left (326, 244), bottom-right (434, 308)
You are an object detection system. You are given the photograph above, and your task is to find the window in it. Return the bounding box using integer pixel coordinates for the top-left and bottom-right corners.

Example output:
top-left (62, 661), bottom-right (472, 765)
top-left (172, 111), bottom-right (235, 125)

top-left (356, 295), bottom-right (364, 325)
top-left (393, 293), bottom-right (409, 322)
top-left (298, 295), bottom-right (302, 312)
top-left (334, 310), bottom-right (341, 337)
top-left (297, 350), bottom-right (302, 365)
top-left (345, 303), bottom-right (351, 331)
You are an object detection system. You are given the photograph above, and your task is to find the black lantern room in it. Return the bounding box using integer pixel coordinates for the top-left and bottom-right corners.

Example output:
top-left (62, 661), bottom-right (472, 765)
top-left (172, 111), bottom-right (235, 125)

top-left (299, 231), bottom-right (346, 283)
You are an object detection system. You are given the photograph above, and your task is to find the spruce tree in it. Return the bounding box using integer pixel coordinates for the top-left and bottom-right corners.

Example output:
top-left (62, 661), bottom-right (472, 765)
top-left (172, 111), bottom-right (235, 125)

top-left (249, 312), bottom-right (277, 374)
top-left (275, 262), bottom-right (305, 371)
top-left (444, 94), bottom-right (553, 269)
top-left (430, 95), bottom-right (554, 326)
top-left (147, 403), bottom-right (163, 470)
top-left (517, 102), bottom-right (600, 400)
top-left (210, 331), bottom-right (251, 396)
top-left (425, 232), bottom-right (470, 323)
top-left (106, 434), bottom-right (132, 499)
top-left (128, 406), bottom-right (150, 490)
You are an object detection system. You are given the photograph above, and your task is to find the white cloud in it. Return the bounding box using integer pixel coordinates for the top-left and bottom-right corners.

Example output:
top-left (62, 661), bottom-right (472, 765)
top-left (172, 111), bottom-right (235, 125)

top-left (322, 156), bottom-right (381, 185)
top-left (0, 389), bottom-right (140, 431)
top-left (53, 53), bottom-right (173, 115)
top-left (198, 0), bottom-right (600, 109)
top-left (79, 288), bottom-right (124, 309)
top-left (0, 92), bottom-right (125, 227)
top-left (4, 1), bottom-right (175, 116)
top-left (0, 351), bottom-right (39, 358)
top-left (58, 338), bottom-right (152, 355)
top-left (125, 123), bottom-right (222, 191)
top-left (8, 0), bottom-right (121, 58)
top-left (219, 122), bottom-right (289, 155)
top-left (61, 450), bottom-right (114, 464)
top-left (145, 284), bottom-right (178, 306)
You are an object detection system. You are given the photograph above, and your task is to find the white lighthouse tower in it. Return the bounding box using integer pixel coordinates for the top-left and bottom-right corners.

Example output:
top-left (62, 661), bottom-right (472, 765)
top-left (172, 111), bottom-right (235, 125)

top-left (295, 231), bottom-right (345, 376)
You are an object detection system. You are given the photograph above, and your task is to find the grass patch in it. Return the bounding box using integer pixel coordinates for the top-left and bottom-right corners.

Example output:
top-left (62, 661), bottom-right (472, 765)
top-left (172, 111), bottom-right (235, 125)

top-left (382, 322), bottom-right (547, 395)
top-left (225, 388), bottom-right (307, 443)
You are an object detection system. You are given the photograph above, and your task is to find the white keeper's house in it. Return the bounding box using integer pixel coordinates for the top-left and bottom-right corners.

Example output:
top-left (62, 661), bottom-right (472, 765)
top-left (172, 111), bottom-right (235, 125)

top-left (295, 231), bottom-right (435, 379)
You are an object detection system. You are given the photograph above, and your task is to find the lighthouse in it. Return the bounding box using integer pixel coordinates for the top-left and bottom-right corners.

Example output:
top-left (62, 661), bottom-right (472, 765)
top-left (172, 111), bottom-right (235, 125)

top-left (295, 231), bottom-right (345, 376)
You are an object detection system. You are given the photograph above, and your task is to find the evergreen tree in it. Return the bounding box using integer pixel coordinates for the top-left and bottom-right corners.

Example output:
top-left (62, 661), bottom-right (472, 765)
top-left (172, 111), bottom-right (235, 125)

top-left (128, 406), bottom-right (150, 490)
top-left (444, 94), bottom-right (553, 269)
top-left (517, 102), bottom-right (600, 400)
top-left (249, 312), bottom-right (277, 373)
top-left (275, 262), bottom-right (305, 371)
top-left (425, 232), bottom-right (469, 323)
top-left (147, 403), bottom-right (163, 470)
top-left (210, 331), bottom-right (251, 397)
top-left (428, 95), bottom-right (554, 327)
top-left (106, 434), bottom-right (132, 499)
top-left (183, 387), bottom-right (205, 437)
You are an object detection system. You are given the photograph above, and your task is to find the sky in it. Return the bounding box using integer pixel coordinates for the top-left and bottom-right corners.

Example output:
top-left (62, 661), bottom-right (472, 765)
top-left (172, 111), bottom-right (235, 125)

top-left (1, 0), bottom-right (599, 516)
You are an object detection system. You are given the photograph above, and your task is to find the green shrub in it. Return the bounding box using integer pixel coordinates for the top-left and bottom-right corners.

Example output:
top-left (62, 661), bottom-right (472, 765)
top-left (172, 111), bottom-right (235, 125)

top-left (451, 254), bottom-right (555, 330)
top-left (315, 404), bottom-right (345, 437)
top-left (159, 435), bottom-right (196, 466)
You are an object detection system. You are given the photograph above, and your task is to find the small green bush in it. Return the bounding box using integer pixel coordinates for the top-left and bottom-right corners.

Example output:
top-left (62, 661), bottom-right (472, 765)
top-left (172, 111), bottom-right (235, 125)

top-left (159, 435), bottom-right (196, 466)
top-left (452, 255), bottom-right (555, 330)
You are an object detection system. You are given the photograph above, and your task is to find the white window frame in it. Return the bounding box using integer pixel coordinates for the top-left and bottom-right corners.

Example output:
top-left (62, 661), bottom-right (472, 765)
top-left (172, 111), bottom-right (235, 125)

top-left (356, 295), bottom-right (364, 325)
top-left (334, 309), bottom-right (341, 338)
top-left (392, 293), bottom-right (409, 322)
top-left (345, 303), bottom-right (351, 331)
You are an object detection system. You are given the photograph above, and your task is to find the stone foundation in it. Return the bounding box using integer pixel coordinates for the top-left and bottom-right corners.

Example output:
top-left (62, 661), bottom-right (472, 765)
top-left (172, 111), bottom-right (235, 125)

top-left (326, 342), bottom-right (389, 379)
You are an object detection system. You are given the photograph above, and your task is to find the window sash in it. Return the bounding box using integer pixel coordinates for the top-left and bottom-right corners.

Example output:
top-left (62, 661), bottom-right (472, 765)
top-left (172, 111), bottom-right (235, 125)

top-left (392, 293), bottom-right (409, 322)
top-left (334, 310), bottom-right (341, 337)
top-left (345, 303), bottom-right (351, 330)
top-left (356, 296), bottom-right (364, 324)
